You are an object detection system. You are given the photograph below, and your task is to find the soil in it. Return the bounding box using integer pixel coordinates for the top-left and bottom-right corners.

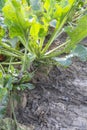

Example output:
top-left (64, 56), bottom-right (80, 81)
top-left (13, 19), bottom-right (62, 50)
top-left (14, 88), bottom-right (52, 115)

top-left (16, 38), bottom-right (87, 130)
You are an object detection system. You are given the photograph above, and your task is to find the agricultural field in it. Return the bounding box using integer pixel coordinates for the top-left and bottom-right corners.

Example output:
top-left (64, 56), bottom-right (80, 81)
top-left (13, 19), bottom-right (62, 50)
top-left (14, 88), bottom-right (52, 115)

top-left (0, 0), bottom-right (87, 130)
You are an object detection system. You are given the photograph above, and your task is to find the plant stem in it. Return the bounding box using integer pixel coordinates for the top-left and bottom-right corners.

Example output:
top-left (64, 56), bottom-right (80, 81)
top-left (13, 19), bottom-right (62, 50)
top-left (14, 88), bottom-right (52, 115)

top-left (8, 57), bottom-right (13, 73)
top-left (0, 64), bottom-right (5, 74)
top-left (45, 40), bottom-right (70, 56)
top-left (0, 42), bottom-right (23, 56)
top-left (22, 40), bottom-right (29, 72)
top-left (1, 49), bottom-right (22, 58)
top-left (10, 92), bottom-right (18, 129)
top-left (0, 61), bottom-right (22, 65)
top-left (42, 17), bottom-right (68, 54)
top-left (39, 37), bottom-right (45, 51)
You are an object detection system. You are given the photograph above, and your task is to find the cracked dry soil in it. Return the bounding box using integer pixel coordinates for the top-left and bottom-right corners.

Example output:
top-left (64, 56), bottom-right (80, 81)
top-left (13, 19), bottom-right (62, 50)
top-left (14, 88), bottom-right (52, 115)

top-left (16, 39), bottom-right (87, 130)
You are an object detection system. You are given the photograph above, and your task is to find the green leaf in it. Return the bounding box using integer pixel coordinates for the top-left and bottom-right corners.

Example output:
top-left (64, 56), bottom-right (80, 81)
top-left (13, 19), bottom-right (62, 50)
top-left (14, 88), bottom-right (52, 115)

top-left (0, 26), bottom-right (5, 38)
top-left (71, 44), bottom-right (87, 61)
top-left (42, 0), bottom-right (76, 54)
top-left (30, 22), bottom-right (41, 40)
top-left (53, 44), bottom-right (87, 66)
top-left (5, 78), bottom-right (13, 90)
top-left (65, 14), bottom-right (87, 51)
top-left (2, 0), bottom-right (30, 41)
top-left (0, 0), bottom-right (5, 12)
top-left (53, 56), bottom-right (72, 66)
top-left (30, 0), bottom-right (41, 11)
top-left (4, 75), bottom-right (13, 90)
top-left (0, 106), bottom-right (6, 118)
top-left (20, 71), bottom-right (34, 84)
top-left (19, 83), bottom-right (35, 90)
top-left (0, 88), bottom-right (7, 102)
top-left (8, 37), bottom-right (19, 48)
top-left (0, 71), bottom-right (4, 89)
top-left (60, 0), bottom-right (69, 8)
top-left (50, 19), bottom-right (57, 28)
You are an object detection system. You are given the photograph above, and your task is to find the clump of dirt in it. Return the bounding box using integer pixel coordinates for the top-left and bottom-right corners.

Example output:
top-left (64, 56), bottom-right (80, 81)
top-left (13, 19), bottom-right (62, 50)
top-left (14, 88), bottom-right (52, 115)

top-left (16, 38), bottom-right (87, 130)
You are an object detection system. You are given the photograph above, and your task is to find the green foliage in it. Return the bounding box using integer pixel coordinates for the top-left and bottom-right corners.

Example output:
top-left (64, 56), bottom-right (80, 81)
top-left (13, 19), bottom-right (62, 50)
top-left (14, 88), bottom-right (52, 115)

top-left (2, 0), bottom-right (77, 59)
top-left (0, 0), bottom-right (87, 119)
top-left (65, 14), bottom-right (87, 51)
top-left (0, 0), bottom-right (6, 12)
top-left (53, 44), bottom-right (87, 66)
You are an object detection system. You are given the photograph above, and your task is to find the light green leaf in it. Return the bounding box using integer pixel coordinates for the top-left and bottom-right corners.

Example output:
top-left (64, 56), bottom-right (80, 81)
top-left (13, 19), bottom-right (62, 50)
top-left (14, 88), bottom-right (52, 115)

top-left (0, 71), bottom-right (4, 88)
top-left (65, 14), bottom-right (87, 51)
top-left (0, 26), bottom-right (4, 38)
top-left (2, 0), bottom-right (30, 41)
top-left (30, 22), bottom-right (41, 40)
top-left (44, 0), bottom-right (50, 11)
